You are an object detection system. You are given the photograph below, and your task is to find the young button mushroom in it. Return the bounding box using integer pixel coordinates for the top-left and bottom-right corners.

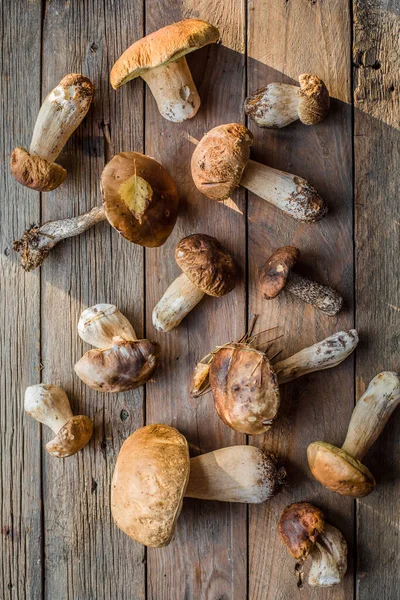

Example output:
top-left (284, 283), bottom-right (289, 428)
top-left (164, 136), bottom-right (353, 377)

top-left (191, 123), bottom-right (327, 222)
top-left (74, 304), bottom-right (159, 393)
top-left (307, 371), bottom-right (400, 498)
top-left (244, 74), bottom-right (330, 129)
top-left (10, 74), bottom-right (94, 191)
top-left (110, 20), bottom-right (219, 123)
top-left (152, 234), bottom-right (237, 332)
top-left (111, 424), bottom-right (285, 547)
top-left (24, 384), bottom-right (93, 458)
top-left (13, 151), bottom-right (179, 271)
top-left (259, 246), bottom-right (343, 316)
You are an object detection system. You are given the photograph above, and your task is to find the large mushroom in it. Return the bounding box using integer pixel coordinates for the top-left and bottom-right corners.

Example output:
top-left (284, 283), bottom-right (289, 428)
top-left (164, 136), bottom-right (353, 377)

top-left (10, 74), bottom-right (94, 191)
top-left (74, 303), bottom-right (159, 393)
top-left (244, 74), bottom-right (330, 129)
top-left (110, 20), bottom-right (220, 122)
top-left (24, 384), bottom-right (93, 457)
top-left (191, 123), bottom-right (327, 222)
top-left (152, 234), bottom-right (237, 332)
top-left (111, 424), bottom-right (286, 547)
top-left (13, 151), bottom-right (179, 271)
top-left (307, 371), bottom-right (400, 498)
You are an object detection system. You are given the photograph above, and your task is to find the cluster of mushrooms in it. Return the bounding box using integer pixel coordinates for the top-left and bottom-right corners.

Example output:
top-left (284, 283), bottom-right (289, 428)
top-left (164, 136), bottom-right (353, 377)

top-left (12, 18), bottom-right (399, 589)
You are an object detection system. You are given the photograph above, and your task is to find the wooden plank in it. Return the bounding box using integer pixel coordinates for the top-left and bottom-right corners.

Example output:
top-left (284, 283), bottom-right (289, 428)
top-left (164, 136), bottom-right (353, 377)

top-left (353, 1), bottom-right (400, 598)
top-left (144, 2), bottom-right (247, 598)
top-left (247, 1), bottom-right (354, 598)
top-left (40, 2), bottom-right (145, 599)
top-left (0, 2), bottom-right (43, 599)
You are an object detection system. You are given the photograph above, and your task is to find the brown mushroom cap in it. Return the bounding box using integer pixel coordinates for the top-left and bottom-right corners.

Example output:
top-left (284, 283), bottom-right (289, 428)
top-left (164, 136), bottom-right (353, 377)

top-left (74, 339), bottom-right (159, 393)
top-left (191, 123), bottom-right (253, 200)
top-left (259, 246), bottom-right (300, 299)
top-left (10, 147), bottom-right (67, 192)
top-left (175, 234), bottom-right (237, 297)
top-left (111, 424), bottom-right (190, 547)
top-left (46, 415), bottom-right (93, 458)
top-left (298, 74), bottom-right (330, 125)
top-left (101, 152), bottom-right (179, 248)
top-left (278, 502), bottom-right (325, 561)
top-left (307, 441), bottom-right (376, 498)
top-left (110, 19), bottom-right (220, 89)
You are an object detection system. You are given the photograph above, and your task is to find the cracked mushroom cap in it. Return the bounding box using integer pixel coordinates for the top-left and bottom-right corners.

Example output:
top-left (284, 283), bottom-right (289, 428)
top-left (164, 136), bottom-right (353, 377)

top-left (110, 19), bottom-right (220, 89)
top-left (111, 424), bottom-right (190, 547)
top-left (307, 441), bottom-right (376, 498)
top-left (191, 123), bottom-right (253, 200)
top-left (259, 246), bottom-right (300, 299)
top-left (278, 502), bottom-right (325, 561)
top-left (298, 74), bottom-right (330, 125)
top-left (101, 152), bottom-right (179, 248)
top-left (46, 415), bottom-right (93, 458)
top-left (176, 234), bottom-right (237, 297)
top-left (10, 147), bottom-right (67, 192)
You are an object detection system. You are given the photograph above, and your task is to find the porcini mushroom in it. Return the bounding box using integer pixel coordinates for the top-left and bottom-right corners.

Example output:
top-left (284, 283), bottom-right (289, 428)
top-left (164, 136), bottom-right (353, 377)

top-left (191, 124), bottom-right (327, 222)
top-left (24, 384), bottom-right (93, 458)
top-left (307, 371), bottom-right (400, 498)
top-left (111, 424), bottom-right (285, 547)
top-left (259, 246), bottom-right (343, 316)
top-left (279, 502), bottom-right (347, 588)
top-left (10, 74), bottom-right (94, 191)
top-left (13, 151), bottom-right (179, 271)
top-left (244, 74), bottom-right (330, 129)
top-left (74, 303), bottom-right (159, 393)
top-left (110, 20), bottom-right (220, 122)
top-left (152, 234), bottom-right (237, 332)
top-left (191, 327), bottom-right (358, 435)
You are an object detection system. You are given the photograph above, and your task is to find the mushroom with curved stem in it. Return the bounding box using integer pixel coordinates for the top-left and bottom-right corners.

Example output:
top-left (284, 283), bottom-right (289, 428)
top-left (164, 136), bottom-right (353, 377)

top-left (191, 123), bottom-right (327, 222)
top-left (10, 74), bottom-right (94, 191)
top-left (307, 371), bottom-right (400, 497)
top-left (24, 384), bottom-right (93, 458)
top-left (259, 246), bottom-right (343, 316)
top-left (152, 234), bottom-right (237, 332)
top-left (111, 424), bottom-right (286, 547)
top-left (110, 20), bottom-right (220, 123)
top-left (244, 74), bottom-right (330, 129)
top-left (13, 151), bottom-right (179, 271)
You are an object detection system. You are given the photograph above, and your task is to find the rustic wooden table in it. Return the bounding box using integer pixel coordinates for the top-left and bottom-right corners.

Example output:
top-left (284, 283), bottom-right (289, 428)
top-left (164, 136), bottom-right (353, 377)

top-left (1, 1), bottom-right (399, 598)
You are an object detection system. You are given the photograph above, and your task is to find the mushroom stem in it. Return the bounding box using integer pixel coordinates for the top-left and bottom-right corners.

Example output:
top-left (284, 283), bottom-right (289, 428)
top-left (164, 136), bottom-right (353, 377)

top-left (308, 524), bottom-right (348, 587)
top-left (78, 304), bottom-right (137, 347)
top-left (141, 57), bottom-right (200, 123)
top-left (245, 83), bottom-right (300, 128)
top-left (24, 384), bottom-right (73, 434)
top-left (152, 272), bottom-right (205, 332)
top-left (285, 272), bottom-right (343, 316)
top-left (13, 206), bottom-right (106, 271)
top-left (240, 159), bottom-right (328, 222)
top-left (341, 372), bottom-right (400, 461)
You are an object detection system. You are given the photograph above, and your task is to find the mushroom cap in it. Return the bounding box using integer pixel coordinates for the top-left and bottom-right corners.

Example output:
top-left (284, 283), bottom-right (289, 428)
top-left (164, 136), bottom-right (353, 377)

top-left (110, 19), bottom-right (220, 89)
top-left (10, 147), bottom-right (67, 192)
top-left (307, 441), bottom-right (376, 498)
top-left (74, 339), bottom-right (159, 393)
top-left (278, 502), bottom-right (325, 561)
top-left (298, 74), bottom-right (330, 125)
top-left (46, 415), bottom-right (93, 458)
top-left (111, 424), bottom-right (190, 548)
top-left (175, 234), bottom-right (237, 297)
top-left (209, 344), bottom-right (281, 435)
top-left (101, 152), bottom-right (179, 248)
top-left (191, 123), bottom-right (253, 200)
top-left (259, 246), bottom-right (300, 299)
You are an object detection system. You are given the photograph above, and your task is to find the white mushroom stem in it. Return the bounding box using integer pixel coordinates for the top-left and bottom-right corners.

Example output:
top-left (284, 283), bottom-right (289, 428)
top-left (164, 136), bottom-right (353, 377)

top-left (141, 57), bottom-right (200, 123)
top-left (78, 303), bottom-right (137, 347)
top-left (308, 524), bottom-right (348, 587)
top-left (285, 272), bottom-right (343, 316)
top-left (152, 272), bottom-right (204, 332)
top-left (240, 159), bottom-right (327, 222)
top-left (246, 83), bottom-right (300, 128)
top-left (24, 384), bottom-right (73, 434)
top-left (341, 371), bottom-right (400, 461)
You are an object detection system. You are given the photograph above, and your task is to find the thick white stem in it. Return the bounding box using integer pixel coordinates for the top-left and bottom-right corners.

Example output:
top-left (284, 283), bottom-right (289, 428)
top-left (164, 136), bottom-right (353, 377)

top-left (78, 304), bottom-right (137, 348)
top-left (24, 384), bottom-right (73, 434)
top-left (152, 272), bottom-right (204, 332)
top-left (245, 83), bottom-right (300, 128)
top-left (308, 524), bottom-right (347, 587)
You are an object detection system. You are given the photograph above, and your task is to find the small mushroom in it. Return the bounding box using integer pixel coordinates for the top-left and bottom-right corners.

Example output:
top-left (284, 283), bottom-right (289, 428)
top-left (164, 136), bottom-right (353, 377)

top-left (191, 123), bottom-right (327, 222)
top-left (10, 74), bottom-right (94, 191)
top-left (111, 424), bottom-right (286, 547)
top-left (307, 371), bottom-right (400, 497)
top-left (244, 74), bottom-right (330, 129)
top-left (24, 384), bottom-right (93, 457)
top-left (259, 246), bottom-right (343, 316)
top-left (110, 19), bottom-right (219, 122)
top-left (74, 304), bottom-right (159, 393)
top-left (152, 234), bottom-right (237, 332)
top-left (13, 151), bottom-right (179, 271)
